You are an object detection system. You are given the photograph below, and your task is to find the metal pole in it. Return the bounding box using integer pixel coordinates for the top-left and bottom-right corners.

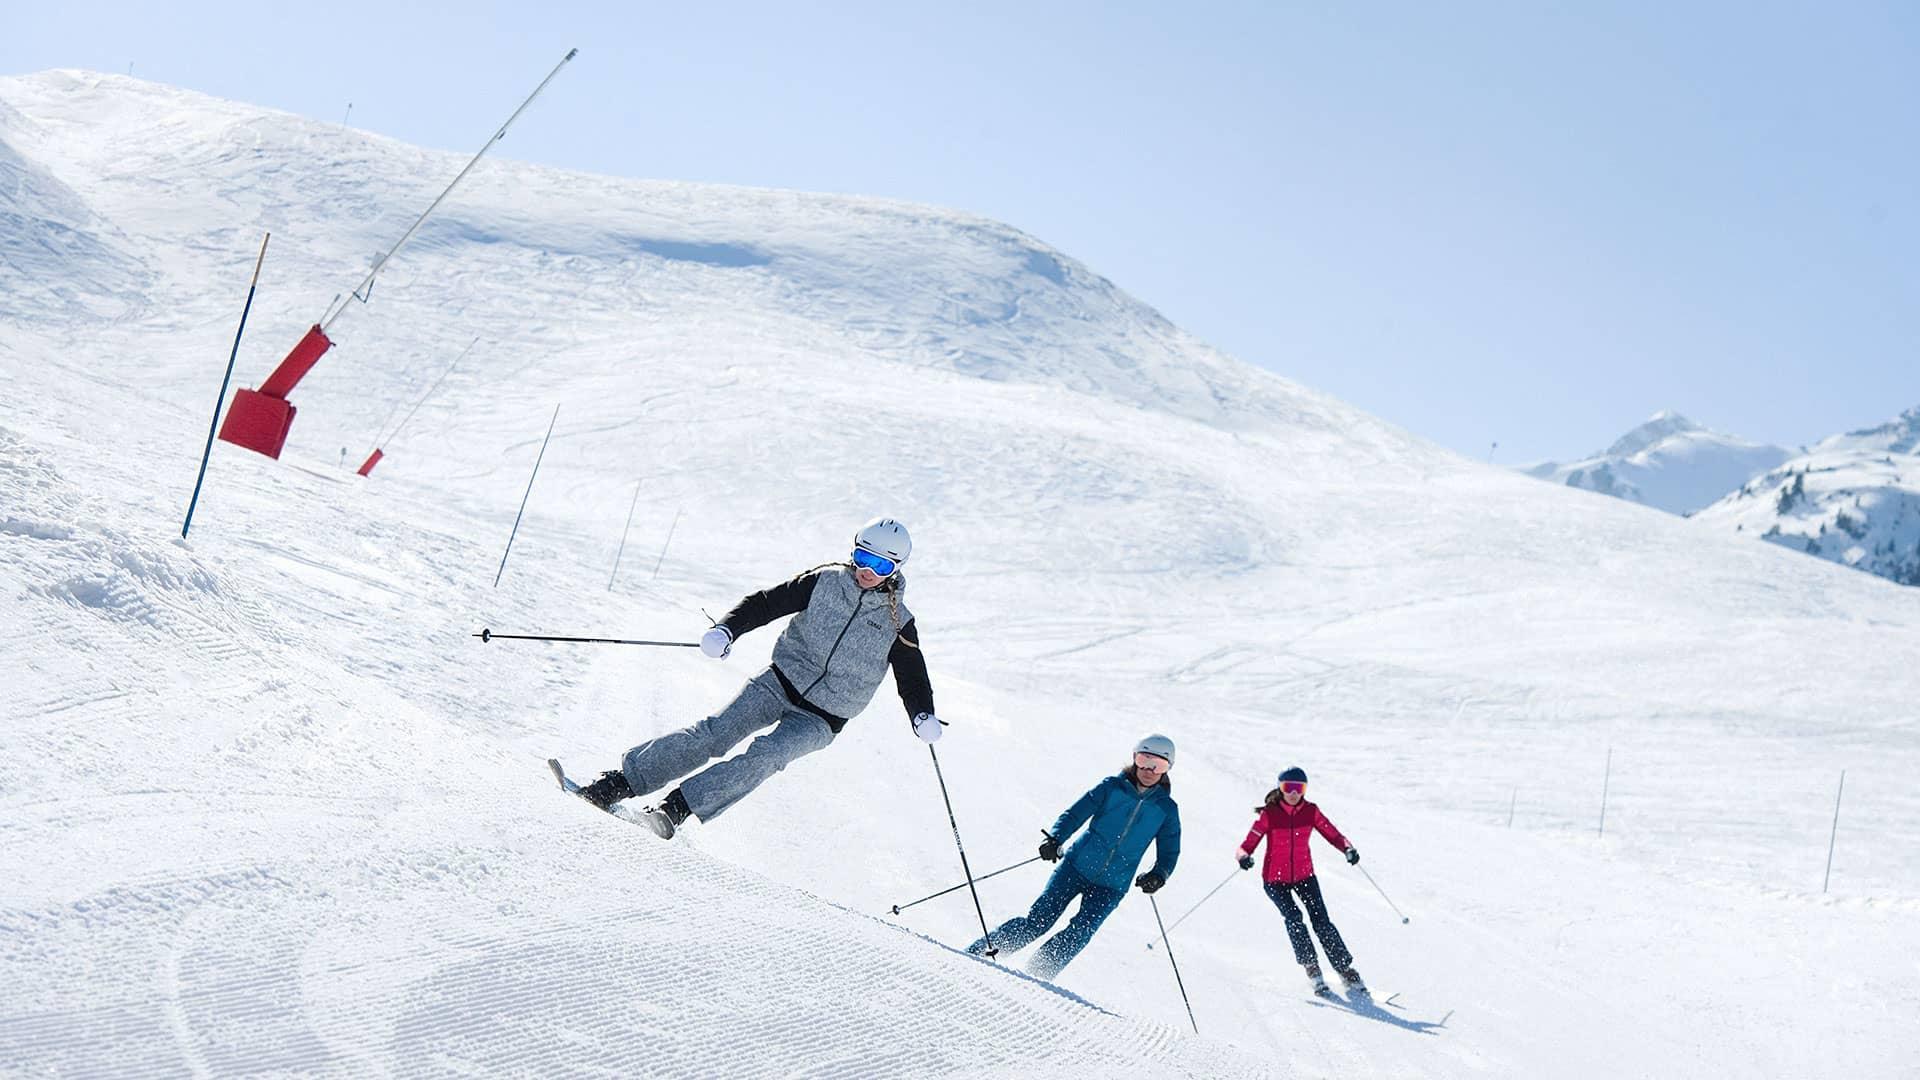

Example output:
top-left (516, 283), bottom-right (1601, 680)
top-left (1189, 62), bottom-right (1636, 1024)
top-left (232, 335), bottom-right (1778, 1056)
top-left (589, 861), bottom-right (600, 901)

top-left (1824, 769), bottom-right (1846, 893)
top-left (609, 479), bottom-right (642, 589)
top-left (651, 507), bottom-right (682, 579)
top-left (1356, 864), bottom-right (1411, 924)
top-left (926, 746), bottom-right (996, 957)
top-left (375, 337), bottom-right (477, 450)
top-left (1148, 895), bottom-right (1199, 1034)
top-left (473, 628), bottom-right (696, 648)
top-left (889, 856), bottom-right (1045, 916)
top-left (321, 48), bottom-right (578, 332)
top-left (1598, 747), bottom-right (1612, 838)
top-left (1146, 868), bottom-right (1238, 950)
top-left (1507, 786), bottom-right (1517, 828)
top-left (183, 232), bottom-right (270, 539)
top-left (494, 405), bottom-right (559, 588)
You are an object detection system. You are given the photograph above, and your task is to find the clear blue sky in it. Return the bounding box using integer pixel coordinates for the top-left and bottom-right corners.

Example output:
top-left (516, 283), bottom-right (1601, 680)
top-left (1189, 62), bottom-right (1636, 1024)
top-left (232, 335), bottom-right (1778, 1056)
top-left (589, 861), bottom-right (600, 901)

top-left (7, 2), bottom-right (1916, 462)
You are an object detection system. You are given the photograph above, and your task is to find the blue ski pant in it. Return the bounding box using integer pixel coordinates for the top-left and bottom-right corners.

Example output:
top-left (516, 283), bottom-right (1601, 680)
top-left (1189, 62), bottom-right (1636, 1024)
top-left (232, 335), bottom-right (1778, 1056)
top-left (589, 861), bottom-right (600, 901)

top-left (621, 668), bottom-right (835, 822)
top-left (1265, 875), bottom-right (1353, 969)
top-left (967, 861), bottom-right (1124, 980)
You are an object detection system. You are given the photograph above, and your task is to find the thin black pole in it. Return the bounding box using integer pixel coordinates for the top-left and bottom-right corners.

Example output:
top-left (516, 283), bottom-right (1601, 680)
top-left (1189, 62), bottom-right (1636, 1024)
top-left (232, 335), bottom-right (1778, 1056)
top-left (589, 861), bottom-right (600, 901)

top-left (926, 745), bottom-right (996, 957)
top-left (1148, 895), bottom-right (1199, 1034)
top-left (890, 856), bottom-right (1044, 915)
top-left (609, 479), bottom-right (642, 590)
top-left (1597, 746), bottom-right (1612, 838)
top-left (183, 232), bottom-right (269, 539)
top-left (1824, 769), bottom-right (1846, 893)
top-left (1146, 867), bottom-right (1237, 950)
top-left (473, 628), bottom-right (696, 648)
top-left (494, 405), bottom-right (559, 588)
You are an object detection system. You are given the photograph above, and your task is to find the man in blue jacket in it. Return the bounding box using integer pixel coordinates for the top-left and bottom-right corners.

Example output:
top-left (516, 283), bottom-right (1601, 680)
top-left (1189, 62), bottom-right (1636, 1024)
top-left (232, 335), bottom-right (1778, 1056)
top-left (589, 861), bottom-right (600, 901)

top-left (966, 734), bottom-right (1181, 980)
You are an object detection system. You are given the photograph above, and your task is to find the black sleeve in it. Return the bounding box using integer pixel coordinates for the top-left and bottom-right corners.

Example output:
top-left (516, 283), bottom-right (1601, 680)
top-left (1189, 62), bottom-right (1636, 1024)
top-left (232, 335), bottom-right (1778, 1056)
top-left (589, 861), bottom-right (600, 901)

top-left (889, 617), bottom-right (935, 718)
top-left (719, 571), bottom-right (819, 638)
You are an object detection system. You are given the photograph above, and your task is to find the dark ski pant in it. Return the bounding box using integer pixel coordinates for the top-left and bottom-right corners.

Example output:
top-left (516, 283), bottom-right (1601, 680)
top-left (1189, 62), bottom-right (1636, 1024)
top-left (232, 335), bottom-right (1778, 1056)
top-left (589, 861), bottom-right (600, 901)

top-left (967, 862), bottom-right (1124, 980)
top-left (620, 668), bottom-right (834, 822)
top-left (1265, 875), bottom-right (1353, 969)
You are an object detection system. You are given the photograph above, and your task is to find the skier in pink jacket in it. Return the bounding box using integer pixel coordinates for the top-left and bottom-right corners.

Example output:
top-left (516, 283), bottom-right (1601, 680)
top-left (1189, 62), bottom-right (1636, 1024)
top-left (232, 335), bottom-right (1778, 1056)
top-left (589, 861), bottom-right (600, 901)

top-left (1235, 766), bottom-right (1366, 996)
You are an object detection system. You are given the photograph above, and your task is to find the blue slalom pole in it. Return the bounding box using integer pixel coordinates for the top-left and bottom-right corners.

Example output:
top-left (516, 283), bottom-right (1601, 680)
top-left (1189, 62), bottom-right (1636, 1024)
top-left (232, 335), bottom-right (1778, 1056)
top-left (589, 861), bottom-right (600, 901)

top-left (494, 404), bottom-right (560, 587)
top-left (182, 232), bottom-right (270, 539)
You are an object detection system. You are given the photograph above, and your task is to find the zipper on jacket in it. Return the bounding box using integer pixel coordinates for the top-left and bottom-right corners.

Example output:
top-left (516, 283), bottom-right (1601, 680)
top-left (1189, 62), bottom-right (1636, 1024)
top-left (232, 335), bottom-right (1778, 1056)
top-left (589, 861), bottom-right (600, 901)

top-left (1095, 785), bottom-right (1150, 881)
top-left (801, 584), bottom-right (869, 702)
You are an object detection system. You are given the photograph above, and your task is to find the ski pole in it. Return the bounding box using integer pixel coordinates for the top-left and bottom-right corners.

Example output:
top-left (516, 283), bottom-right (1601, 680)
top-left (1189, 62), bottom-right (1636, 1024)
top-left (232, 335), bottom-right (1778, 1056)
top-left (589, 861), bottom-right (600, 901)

top-left (183, 231), bottom-right (270, 540)
top-left (1357, 864), bottom-right (1411, 924)
top-left (1148, 894), bottom-right (1199, 1034)
top-left (473, 628), bottom-right (698, 648)
top-left (889, 855), bottom-right (1044, 915)
top-left (926, 745), bottom-right (998, 957)
top-left (1145, 867), bottom-right (1238, 950)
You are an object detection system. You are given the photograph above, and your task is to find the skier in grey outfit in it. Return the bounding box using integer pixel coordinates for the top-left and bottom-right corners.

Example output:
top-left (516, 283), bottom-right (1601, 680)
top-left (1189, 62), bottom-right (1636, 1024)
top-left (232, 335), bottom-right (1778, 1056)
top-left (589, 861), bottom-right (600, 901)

top-left (574, 518), bottom-right (943, 838)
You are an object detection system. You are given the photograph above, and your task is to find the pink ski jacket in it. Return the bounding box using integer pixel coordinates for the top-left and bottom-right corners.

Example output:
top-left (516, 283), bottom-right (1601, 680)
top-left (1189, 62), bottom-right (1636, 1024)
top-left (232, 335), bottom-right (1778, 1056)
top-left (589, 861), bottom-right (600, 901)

top-left (1239, 799), bottom-right (1351, 885)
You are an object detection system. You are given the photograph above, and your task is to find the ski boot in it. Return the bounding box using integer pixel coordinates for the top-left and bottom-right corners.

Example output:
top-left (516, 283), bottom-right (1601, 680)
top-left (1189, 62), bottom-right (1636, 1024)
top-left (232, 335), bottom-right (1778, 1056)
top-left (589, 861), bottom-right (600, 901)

top-left (1334, 965), bottom-right (1368, 994)
top-left (633, 789), bottom-right (692, 840)
top-left (576, 769), bottom-right (634, 811)
top-left (1305, 962), bottom-right (1332, 998)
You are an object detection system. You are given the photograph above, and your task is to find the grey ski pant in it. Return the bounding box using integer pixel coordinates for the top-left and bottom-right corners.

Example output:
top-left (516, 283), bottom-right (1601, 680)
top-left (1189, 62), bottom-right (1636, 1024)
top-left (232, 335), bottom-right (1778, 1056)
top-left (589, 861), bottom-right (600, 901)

top-left (621, 668), bottom-right (835, 822)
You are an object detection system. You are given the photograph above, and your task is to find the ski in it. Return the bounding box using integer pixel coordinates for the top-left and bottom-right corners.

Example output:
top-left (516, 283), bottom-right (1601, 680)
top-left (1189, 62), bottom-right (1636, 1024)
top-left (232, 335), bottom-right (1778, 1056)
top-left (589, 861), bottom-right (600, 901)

top-left (547, 757), bottom-right (585, 796)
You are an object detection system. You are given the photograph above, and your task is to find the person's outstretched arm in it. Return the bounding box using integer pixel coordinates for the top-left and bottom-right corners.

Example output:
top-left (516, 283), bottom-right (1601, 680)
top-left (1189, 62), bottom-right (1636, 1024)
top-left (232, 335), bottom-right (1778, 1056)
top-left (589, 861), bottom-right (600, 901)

top-left (717, 571), bottom-right (821, 638)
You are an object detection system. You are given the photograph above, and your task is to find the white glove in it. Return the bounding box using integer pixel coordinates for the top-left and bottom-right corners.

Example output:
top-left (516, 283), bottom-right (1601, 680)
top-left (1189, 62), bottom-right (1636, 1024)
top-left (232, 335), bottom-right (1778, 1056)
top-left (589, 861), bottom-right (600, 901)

top-left (911, 712), bottom-right (945, 743)
top-left (700, 625), bottom-right (733, 659)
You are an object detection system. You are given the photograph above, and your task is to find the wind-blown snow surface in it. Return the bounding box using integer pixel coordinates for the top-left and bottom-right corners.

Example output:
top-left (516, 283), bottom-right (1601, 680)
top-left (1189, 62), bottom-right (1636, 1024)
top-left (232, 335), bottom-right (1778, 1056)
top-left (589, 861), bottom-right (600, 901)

top-left (4, 71), bottom-right (1919, 1078)
top-left (1520, 411), bottom-right (1792, 516)
top-left (1694, 407), bottom-right (1920, 587)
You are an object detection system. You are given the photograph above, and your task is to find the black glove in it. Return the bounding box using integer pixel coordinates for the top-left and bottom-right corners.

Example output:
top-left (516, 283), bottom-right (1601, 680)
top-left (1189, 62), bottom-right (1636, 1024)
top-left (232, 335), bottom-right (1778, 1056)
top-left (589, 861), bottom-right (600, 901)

top-left (1135, 871), bottom-right (1165, 894)
top-left (1238, 854), bottom-right (1255, 871)
top-left (1345, 846), bottom-right (1360, 866)
top-left (1038, 832), bottom-right (1061, 863)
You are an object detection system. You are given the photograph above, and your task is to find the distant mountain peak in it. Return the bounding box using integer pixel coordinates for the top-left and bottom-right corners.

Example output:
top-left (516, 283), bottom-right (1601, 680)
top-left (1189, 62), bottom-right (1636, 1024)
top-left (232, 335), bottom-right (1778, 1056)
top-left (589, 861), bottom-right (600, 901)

top-left (1604, 411), bottom-right (1702, 457)
top-left (1837, 404), bottom-right (1920, 454)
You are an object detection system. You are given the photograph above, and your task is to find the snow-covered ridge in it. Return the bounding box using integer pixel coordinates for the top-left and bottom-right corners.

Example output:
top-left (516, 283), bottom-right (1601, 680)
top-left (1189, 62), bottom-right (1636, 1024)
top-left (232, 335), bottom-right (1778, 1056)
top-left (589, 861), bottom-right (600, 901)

top-left (1520, 410), bottom-right (1792, 515)
top-left (1693, 406), bottom-right (1920, 586)
top-left (4, 70), bottom-right (1920, 1078)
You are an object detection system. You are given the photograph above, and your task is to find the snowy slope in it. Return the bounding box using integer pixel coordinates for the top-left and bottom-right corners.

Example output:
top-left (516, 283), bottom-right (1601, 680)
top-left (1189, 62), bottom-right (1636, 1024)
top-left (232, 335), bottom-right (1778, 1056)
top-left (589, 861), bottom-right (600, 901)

top-left (1693, 407), bottom-right (1920, 586)
top-left (4, 70), bottom-right (1920, 1078)
top-left (1520, 410), bottom-right (1792, 515)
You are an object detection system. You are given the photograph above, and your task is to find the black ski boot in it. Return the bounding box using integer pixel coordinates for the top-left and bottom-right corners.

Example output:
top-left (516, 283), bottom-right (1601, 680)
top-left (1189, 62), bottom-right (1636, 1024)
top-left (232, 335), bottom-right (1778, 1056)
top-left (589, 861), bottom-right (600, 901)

top-left (576, 769), bottom-right (633, 811)
top-left (1335, 965), bottom-right (1368, 994)
top-left (634, 789), bottom-right (692, 840)
top-left (1305, 962), bottom-right (1332, 997)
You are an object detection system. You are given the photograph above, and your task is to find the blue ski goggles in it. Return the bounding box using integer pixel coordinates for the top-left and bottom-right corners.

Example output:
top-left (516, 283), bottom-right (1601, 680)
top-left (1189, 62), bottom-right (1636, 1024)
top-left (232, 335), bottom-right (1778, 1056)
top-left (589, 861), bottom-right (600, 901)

top-left (850, 547), bottom-right (898, 577)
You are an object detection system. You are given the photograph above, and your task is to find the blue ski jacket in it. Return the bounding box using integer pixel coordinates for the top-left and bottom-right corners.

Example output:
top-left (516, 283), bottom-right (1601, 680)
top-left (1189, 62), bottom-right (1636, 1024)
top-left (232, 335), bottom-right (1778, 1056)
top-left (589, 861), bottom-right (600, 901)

top-left (1051, 770), bottom-right (1181, 892)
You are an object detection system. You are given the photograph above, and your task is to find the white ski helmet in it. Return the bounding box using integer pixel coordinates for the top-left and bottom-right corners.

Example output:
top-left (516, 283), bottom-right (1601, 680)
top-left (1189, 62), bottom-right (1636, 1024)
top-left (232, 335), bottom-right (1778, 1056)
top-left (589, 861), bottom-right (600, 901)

top-left (1133, 733), bottom-right (1176, 767)
top-left (854, 517), bottom-right (912, 567)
